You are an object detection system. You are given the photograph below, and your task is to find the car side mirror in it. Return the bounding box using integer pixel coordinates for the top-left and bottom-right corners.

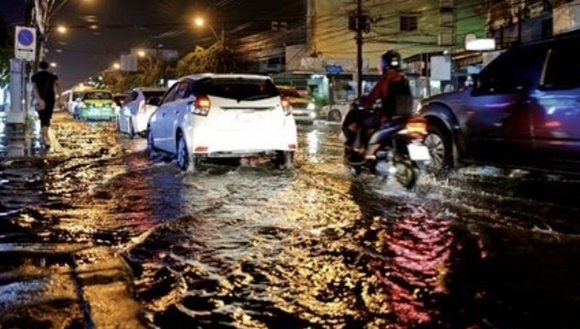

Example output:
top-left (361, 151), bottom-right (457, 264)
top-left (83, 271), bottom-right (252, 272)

top-left (147, 97), bottom-right (160, 106)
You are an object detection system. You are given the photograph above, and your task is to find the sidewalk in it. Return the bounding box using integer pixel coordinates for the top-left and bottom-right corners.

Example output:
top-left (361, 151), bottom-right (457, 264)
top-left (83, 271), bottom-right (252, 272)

top-left (0, 110), bottom-right (44, 159)
top-left (0, 244), bottom-right (146, 329)
top-left (0, 110), bottom-right (147, 328)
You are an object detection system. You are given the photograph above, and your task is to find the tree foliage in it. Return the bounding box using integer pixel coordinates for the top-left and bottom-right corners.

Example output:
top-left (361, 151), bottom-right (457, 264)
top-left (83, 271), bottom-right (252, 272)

top-left (0, 17), bottom-right (12, 87)
top-left (176, 42), bottom-right (242, 76)
top-left (99, 40), bottom-right (245, 92)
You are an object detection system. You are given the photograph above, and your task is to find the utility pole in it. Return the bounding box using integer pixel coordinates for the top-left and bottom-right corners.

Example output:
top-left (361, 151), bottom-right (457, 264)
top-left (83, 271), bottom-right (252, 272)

top-left (355, 0), bottom-right (363, 97)
top-left (349, 0), bottom-right (370, 97)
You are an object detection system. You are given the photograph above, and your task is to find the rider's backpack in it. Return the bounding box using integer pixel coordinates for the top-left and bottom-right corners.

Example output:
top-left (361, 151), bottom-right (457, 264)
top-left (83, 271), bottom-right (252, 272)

top-left (385, 78), bottom-right (413, 119)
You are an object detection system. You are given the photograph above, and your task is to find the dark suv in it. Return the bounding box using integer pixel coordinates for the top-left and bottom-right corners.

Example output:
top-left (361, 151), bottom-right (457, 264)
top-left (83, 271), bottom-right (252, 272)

top-left (418, 34), bottom-right (580, 176)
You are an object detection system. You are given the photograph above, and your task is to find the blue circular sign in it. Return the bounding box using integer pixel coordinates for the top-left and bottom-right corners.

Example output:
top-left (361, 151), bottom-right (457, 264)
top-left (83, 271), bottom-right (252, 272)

top-left (18, 29), bottom-right (34, 47)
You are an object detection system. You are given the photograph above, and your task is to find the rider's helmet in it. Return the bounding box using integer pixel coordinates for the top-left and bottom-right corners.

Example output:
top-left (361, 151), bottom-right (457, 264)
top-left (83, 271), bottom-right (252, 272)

top-left (380, 50), bottom-right (402, 72)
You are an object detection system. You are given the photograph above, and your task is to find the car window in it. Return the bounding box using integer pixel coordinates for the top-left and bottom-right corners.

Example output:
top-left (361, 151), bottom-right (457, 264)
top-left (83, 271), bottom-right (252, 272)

top-left (542, 45), bottom-right (580, 90)
top-left (278, 87), bottom-right (302, 98)
top-left (160, 82), bottom-right (181, 105)
top-left (143, 91), bottom-right (166, 100)
top-left (176, 80), bottom-right (194, 99)
top-left (196, 77), bottom-right (279, 101)
top-left (83, 91), bottom-right (113, 100)
top-left (476, 46), bottom-right (545, 95)
top-left (126, 91), bottom-right (138, 103)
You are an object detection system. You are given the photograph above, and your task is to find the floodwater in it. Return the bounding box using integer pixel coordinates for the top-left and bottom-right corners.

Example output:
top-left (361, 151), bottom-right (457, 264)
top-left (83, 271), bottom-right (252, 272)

top-left (2, 112), bottom-right (580, 328)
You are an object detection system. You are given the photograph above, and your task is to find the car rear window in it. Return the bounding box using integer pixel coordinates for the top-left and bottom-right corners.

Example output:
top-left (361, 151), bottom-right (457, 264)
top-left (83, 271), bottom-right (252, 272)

top-left (84, 91), bottom-right (113, 100)
top-left (196, 77), bottom-right (280, 101)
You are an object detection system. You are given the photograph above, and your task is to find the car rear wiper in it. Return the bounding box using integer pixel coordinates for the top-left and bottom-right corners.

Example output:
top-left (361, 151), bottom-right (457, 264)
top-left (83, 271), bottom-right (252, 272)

top-left (237, 94), bottom-right (273, 102)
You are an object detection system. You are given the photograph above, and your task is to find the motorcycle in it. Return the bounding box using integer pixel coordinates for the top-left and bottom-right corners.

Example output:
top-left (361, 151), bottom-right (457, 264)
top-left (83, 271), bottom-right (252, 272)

top-left (341, 102), bottom-right (432, 189)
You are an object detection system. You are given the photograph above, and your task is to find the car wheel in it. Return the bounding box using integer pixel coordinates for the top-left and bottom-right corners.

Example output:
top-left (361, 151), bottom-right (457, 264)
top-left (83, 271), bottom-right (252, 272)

top-left (177, 134), bottom-right (195, 172)
top-left (129, 120), bottom-right (135, 139)
top-left (328, 109), bottom-right (342, 122)
top-left (423, 125), bottom-right (453, 171)
top-left (273, 151), bottom-right (294, 170)
top-left (146, 127), bottom-right (156, 159)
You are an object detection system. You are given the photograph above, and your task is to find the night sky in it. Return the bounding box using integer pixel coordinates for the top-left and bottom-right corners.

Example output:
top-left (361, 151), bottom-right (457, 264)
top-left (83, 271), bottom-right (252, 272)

top-left (1, 0), bottom-right (303, 89)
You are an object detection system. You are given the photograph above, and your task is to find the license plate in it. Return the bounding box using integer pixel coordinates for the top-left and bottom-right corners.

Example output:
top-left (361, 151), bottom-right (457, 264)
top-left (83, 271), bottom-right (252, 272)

top-left (408, 144), bottom-right (431, 161)
top-left (236, 112), bottom-right (261, 122)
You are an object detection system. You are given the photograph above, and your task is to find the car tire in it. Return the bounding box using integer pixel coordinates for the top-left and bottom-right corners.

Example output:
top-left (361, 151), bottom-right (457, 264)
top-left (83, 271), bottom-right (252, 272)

top-left (129, 120), bottom-right (135, 139)
top-left (423, 125), bottom-right (453, 171)
top-left (328, 109), bottom-right (342, 122)
top-left (177, 134), bottom-right (195, 172)
top-left (273, 151), bottom-right (294, 170)
top-left (146, 127), bottom-right (156, 159)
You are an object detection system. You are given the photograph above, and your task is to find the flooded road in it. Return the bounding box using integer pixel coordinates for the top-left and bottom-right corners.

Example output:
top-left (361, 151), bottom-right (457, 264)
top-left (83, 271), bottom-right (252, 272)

top-left (2, 112), bottom-right (580, 328)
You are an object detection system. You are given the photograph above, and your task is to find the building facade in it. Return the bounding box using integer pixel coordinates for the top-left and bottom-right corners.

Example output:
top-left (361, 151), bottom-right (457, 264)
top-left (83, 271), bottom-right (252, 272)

top-left (306, 0), bottom-right (487, 74)
top-left (485, 0), bottom-right (580, 47)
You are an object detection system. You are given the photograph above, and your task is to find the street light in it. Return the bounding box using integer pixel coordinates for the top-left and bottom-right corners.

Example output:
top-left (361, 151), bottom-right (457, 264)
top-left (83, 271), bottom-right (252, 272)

top-left (194, 17), bottom-right (222, 43)
top-left (56, 25), bottom-right (67, 34)
top-left (112, 62), bottom-right (120, 70)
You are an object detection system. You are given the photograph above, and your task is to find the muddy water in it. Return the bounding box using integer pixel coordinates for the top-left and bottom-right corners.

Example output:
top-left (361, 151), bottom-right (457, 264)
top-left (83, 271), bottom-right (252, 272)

top-left (2, 115), bottom-right (580, 328)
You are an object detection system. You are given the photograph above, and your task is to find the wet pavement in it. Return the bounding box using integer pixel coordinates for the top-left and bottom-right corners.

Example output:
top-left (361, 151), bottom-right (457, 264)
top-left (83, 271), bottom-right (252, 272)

top-left (1, 110), bottom-right (580, 328)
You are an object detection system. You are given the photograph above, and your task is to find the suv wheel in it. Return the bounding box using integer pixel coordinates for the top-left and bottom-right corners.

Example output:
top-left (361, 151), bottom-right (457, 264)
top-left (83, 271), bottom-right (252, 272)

top-left (177, 134), bottom-right (195, 172)
top-left (424, 125), bottom-right (453, 170)
top-left (273, 151), bottom-right (294, 170)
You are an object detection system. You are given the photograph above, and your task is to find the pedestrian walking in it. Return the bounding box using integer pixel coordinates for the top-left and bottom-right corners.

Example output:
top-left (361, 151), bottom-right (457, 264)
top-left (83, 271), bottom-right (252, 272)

top-left (31, 60), bottom-right (63, 149)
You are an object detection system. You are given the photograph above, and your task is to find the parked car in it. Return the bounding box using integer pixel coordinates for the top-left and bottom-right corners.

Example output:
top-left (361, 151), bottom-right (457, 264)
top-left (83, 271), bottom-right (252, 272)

top-left (146, 73), bottom-right (298, 172)
top-left (117, 87), bottom-right (165, 138)
top-left (418, 34), bottom-right (580, 176)
top-left (276, 85), bottom-right (316, 124)
top-left (73, 90), bottom-right (116, 121)
top-left (61, 89), bottom-right (84, 114)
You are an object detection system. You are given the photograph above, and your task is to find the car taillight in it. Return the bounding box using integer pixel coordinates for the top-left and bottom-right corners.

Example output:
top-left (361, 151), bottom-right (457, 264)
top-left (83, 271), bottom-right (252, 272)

top-left (405, 119), bottom-right (427, 135)
top-left (281, 97), bottom-right (292, 116)
top-left (189, 95), bottom-right (211, 116)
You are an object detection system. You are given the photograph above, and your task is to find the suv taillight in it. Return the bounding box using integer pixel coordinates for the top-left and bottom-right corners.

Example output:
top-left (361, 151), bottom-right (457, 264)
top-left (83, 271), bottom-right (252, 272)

top-left (189, 95), bottom-right (211, 116)
top-left (281, 97), bottom-right (292, 116)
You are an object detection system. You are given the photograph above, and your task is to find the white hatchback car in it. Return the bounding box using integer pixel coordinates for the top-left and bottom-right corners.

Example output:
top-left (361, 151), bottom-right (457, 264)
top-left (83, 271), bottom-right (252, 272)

top-left (117, 87), bottom-right (166, 138)
top-left (146, 74), bottom-right (298, 172)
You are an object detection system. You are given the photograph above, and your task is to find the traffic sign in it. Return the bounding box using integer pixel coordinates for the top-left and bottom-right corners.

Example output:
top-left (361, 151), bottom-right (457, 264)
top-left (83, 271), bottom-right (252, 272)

top-left (14, 26), bottom-right (36, 61)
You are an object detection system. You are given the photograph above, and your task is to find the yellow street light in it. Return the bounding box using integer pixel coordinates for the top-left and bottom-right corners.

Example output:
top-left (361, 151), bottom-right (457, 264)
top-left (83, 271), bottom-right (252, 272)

top-left (56, 25), bottom-right (67, 34)
top-left (137, 50), bottom-right (146, 58)
top-left (112, 62), bottom-right (120, 70)
top-left (193, 16), bottom-right (221, 43)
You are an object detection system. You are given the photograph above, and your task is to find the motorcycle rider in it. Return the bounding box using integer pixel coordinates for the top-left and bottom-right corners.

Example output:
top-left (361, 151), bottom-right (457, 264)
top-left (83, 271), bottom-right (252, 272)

top-left (343, 50), bottom-right (412, 163)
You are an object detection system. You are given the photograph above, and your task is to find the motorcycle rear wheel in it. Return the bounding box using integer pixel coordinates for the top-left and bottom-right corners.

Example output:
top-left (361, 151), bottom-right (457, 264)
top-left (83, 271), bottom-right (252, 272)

top-left (394, 158), bottom-right (418, 189)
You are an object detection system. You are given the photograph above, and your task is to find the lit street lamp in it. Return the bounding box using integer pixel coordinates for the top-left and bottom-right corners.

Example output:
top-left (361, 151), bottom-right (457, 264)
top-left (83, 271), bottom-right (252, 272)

top-left (56, 25), bottom-right (67, 34)
top-left (194, 17), bottom-right (223, 43)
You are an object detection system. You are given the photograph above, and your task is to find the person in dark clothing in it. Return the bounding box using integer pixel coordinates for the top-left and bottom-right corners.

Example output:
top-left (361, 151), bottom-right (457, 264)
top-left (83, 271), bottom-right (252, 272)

top-left (32, 60), bottom-right (62, 148)
top-left (344, 50), bottom-right (412, 161)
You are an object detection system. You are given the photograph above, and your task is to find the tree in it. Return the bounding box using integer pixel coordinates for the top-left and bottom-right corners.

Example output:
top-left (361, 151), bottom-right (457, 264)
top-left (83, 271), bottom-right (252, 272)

top-left (0, 17), bottom-right (12, 88)
top-left (176, 41), bottom-right (242, 76)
